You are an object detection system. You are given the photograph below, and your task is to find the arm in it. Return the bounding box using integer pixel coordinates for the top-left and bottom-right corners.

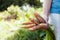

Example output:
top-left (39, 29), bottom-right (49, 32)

top-left (42, 0), bottom-right (52, 21)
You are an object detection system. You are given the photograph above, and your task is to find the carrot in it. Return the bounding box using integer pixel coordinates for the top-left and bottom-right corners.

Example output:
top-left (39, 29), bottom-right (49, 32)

top-left (34, 12), bottom-right (46, 23)
top-left (22, 22), bottom-right (33, 25)
top-left (21, 24), bottom-right (35, 28)
top-left (29, 23), bottom-right (48, 31)
top-left (29, 18), bottom-right (39, 25)
top-left (38, 23), bottom-right (48, 30)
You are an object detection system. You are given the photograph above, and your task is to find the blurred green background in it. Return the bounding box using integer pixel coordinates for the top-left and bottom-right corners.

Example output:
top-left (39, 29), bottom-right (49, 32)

top-left (0, 0), bottom-right (42, 11)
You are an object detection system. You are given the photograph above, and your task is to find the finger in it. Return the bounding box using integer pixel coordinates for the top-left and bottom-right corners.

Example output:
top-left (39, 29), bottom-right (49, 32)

top-left (22, 22), bottom-right (33, 25)
top-left (21, 24), bottom-right (35, 28)
top-left (34, 12), bottom-right (46, 23)
top-left (29, 18), bottom-right (39, 25)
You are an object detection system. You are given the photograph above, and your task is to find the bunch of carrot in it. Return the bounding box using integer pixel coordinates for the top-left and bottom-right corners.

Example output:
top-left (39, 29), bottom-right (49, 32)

top-left (22, 13), bottom-right (47, 30)
top-left (22, 13), bottom-right (55, 40)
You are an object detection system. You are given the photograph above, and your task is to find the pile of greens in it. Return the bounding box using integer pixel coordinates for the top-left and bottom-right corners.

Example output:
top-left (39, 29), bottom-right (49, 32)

top-left (6, 26), bottom-right (55, 40)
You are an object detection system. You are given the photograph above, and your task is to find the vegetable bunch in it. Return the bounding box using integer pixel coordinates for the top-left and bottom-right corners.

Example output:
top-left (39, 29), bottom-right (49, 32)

top-left (22, 12), bottom-right (55, 40)
top-left (22, 13), bottom-right (48, 31)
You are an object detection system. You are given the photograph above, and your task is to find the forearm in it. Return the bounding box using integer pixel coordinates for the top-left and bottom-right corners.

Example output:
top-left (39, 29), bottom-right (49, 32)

top-left (42, 0), bottom-right (52, 22)
top-left (43, 0), bottom-right (52, 16)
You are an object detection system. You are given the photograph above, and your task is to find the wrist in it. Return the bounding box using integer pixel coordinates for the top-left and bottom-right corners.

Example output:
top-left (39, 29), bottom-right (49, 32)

top-left (41, 14), bottom-right (49, 23)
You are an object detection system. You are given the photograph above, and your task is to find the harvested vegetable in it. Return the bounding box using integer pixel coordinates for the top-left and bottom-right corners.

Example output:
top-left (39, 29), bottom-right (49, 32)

top-left (22, 12), bottom-right (55, 40)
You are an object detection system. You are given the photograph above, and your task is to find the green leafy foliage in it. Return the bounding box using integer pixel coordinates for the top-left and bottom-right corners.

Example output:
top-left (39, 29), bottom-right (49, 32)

top-left (6, 29), bottom-right (46, 40)
top-left (0, 5), bottom-right (42, 20)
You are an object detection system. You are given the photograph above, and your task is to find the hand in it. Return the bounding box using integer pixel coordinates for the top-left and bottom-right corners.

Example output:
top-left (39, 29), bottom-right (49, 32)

top-left (41, 13), bottom-right (49, 23)
top-left (22, 12), bottom-right (48, 31)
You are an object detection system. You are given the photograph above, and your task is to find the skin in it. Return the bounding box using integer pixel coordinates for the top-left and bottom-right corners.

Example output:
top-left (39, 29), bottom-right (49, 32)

top-left (43, 0), bottom-right (52, 21)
